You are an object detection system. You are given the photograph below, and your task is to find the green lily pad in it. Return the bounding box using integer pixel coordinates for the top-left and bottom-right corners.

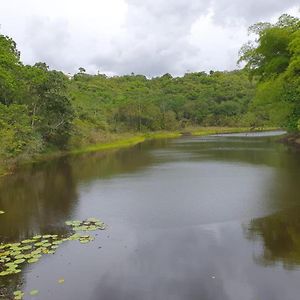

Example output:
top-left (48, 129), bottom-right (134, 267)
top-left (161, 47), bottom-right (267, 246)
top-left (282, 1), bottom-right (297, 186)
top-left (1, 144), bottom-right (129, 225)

top-left (13, 290), bottom-right (24, 299)
top-left (28, 258), bottom-right (39, 263)
top-left (29, 290), bottom-right (39, 296)
top-left (10, 251), bottom-right (22, 257)
top-left (42, 234), bottom-right (53, 239)
top-left (34, 242), bottom-right (45, 247)
top-left (21, 239), bottom-right (34, 244)
top-left (52, 240), bottom-right (63, 245)
top-left (14, 259), bottom-right (25, 264)
top-left (0, 271), bottom-right (11, 276)
top-left (58, 278), bottom-right (65, 284)
top-left (79, 239), bottom-right (90, 244)
top-left (20, 245), bottom-right (32, 251)
top-left (5, 262), bottom-right (17, 268)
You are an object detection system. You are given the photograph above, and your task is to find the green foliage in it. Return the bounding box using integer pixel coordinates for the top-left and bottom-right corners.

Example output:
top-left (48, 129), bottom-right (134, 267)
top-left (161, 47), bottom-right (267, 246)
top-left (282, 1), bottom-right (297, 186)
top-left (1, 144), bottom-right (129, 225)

top-left (0, 35), bottom-right (23, 105)
top-left (0, 33), bottom-right (74, 161)
top-left (0, 104), bottom-right (42, 159)
top-left (239, 14), bottom-right (300, 131)
top-left (68, 70), bottom-right (255, 145)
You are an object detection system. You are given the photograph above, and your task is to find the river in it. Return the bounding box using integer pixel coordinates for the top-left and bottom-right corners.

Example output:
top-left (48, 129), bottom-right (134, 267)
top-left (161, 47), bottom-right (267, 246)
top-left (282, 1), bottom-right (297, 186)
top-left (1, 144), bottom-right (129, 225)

top-left (1, 130), bottom-right (300, 300)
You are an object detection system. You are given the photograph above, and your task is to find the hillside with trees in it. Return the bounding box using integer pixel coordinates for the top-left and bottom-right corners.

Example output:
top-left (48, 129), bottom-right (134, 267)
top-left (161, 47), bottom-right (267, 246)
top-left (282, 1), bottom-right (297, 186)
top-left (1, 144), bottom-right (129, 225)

top-left (0, 13), bottom-right (299, 174)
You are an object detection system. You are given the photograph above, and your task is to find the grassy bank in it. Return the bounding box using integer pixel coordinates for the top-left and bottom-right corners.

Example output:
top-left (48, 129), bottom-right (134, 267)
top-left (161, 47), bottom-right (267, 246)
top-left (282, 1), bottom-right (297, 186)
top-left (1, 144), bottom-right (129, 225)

top-left (71, 132), bottom-right (183, 155)
top-left (187, 126), bottom-right (279, 136)
top-left (0, 127), bottom-right (279, 177)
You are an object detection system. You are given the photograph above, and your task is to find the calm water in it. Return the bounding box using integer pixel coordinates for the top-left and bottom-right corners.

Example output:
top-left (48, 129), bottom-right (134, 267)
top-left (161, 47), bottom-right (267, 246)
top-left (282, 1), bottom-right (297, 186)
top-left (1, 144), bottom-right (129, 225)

top-left (1, 131), bottom-right (300, 300)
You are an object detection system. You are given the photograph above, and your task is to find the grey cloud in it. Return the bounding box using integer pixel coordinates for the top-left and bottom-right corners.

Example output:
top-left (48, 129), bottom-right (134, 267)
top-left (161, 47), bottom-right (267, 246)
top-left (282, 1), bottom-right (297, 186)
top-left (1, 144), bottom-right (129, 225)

top-left (89, 0), bottom-right (210, 76)
top-left (24, 17), bottom-right (73, 70)
top-left (18, 0), bottom-right (300, 76)
top-left (211, 0), bottom-right (299, 24)
top-left (89, 0), bottom-right (299, 76)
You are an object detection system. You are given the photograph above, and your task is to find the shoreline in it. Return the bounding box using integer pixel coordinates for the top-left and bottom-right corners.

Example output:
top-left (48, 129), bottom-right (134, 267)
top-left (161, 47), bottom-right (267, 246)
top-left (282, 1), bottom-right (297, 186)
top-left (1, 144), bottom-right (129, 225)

top-left (278, 134), bottom-right (300, 149)
top-left (0, 127), bottom-right (279, 178)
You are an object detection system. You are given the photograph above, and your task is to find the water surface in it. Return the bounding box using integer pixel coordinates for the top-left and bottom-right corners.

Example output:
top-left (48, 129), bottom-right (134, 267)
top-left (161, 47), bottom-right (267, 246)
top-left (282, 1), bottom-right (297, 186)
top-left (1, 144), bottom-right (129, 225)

top-left (1, 131), bottom-right (300, 300)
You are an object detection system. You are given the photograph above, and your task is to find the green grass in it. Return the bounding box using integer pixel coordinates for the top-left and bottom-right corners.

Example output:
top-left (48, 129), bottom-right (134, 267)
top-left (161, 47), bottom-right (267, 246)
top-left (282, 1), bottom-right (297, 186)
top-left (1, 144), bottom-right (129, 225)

top-left (144, 131), bottom-right (182, 139)
top-left (188, 126), bottom-right (279, 136)
top-left (70, 136), bottom-right (146, 154)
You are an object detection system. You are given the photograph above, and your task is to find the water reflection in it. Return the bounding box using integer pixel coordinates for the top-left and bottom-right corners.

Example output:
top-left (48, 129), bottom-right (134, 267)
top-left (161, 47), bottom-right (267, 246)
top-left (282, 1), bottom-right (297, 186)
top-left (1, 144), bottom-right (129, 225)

top-left (246, 207), bottom-right (300, 268)
top-left (1, 132), bottom-right (300, 300)
top-left (245, 149), bottom-right (300, 269)
top-left (0, 160), bottom-right (78, 241)
top-left (0, 140), bottom-right (160, 242)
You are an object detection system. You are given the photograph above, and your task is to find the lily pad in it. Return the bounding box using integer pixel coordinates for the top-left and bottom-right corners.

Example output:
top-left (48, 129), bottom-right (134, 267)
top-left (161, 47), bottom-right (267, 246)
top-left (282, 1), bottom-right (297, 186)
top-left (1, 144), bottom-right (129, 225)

top-left (42, 234), bottom-right (53, 239)
top-left (20, 245), bottom-right (32, 251)
top-left (28, 258), bottom-right (39, 263)
top-left (58, 278), bottom-right (65, 284)
top-left (33, 235), bottom-right (42, 240)
top-left (0, 271), bottom-right (11, 276)
top-left (21, 239), bottom-right (34, 244)
top-left (13, 290), bottom-right (24, 300)
top-left (29, 290), bottom-right (39, 296)
top-left (14, 259), bottom-right (25, 264)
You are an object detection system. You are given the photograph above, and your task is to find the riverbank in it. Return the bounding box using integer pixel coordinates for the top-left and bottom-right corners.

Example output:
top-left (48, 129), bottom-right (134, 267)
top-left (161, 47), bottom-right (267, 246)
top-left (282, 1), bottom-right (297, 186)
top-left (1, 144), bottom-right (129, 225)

top-left (0, 127), bottom-right (278, 177)
top-left (279, 133), bottom-right (300, 149)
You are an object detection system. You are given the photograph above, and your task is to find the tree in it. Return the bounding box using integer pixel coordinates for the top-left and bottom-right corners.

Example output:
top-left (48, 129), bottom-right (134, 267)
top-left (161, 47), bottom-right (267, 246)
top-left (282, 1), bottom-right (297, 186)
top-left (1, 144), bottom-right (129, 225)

top-left (239, 14), bottom-right (300, 130)
top-left (0, 35), bottom-right (23, 105)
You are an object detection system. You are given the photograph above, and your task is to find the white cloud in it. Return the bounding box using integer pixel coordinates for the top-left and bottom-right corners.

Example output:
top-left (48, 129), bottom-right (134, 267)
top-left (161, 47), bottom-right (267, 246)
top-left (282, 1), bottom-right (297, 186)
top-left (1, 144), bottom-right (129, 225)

top-left (0, 0), bottom-right (299, 76)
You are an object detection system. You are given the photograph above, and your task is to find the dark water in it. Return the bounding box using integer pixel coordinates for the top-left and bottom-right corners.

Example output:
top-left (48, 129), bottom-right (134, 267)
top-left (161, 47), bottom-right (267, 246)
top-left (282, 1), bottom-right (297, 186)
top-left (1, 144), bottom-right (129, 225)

top-left (1, 131), bottom-right (300, 300)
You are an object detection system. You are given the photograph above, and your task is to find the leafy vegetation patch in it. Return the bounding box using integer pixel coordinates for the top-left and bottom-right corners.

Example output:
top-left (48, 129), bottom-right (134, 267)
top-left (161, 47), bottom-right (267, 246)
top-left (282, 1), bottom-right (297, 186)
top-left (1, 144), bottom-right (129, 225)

top-left (0, 218), bottom-right (106, 299)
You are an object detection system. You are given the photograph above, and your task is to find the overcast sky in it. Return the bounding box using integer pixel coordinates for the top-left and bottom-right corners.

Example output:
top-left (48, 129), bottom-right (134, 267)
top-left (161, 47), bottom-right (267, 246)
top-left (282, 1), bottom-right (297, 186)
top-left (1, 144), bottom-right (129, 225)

top-left (0, 0), bottom-right (299, 76)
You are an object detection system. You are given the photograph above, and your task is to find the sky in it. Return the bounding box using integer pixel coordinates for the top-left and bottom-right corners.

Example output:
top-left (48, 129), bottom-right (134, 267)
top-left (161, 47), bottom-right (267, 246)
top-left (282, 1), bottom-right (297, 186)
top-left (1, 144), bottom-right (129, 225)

top-left (0, 0), bottom-right (299, 77)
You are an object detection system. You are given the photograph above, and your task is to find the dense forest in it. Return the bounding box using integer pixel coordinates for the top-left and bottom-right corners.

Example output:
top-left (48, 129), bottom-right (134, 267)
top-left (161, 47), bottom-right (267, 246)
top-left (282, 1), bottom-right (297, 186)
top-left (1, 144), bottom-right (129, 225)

top-left (0, 14), bottom-right (299, 173)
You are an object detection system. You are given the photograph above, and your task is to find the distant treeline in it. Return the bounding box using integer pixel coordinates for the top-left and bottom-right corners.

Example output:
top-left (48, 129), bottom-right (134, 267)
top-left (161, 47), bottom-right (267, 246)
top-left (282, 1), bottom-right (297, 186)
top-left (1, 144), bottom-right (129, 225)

top-left (0, 14), bottom-right (299, 167)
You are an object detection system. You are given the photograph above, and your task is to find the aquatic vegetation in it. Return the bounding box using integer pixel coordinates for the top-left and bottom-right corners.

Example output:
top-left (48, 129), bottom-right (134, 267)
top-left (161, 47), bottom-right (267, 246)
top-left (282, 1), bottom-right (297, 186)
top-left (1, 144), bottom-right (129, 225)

top-left (0, 218), bottom-right (106, 298)
top-left (29, 289), bottom-right (39, 296)
top-left (13, 290), bottom-right (24, 300)
top-left (65, 218), bottom-right (106, 231)
top-left (58, 278), bottom-right (65, 284)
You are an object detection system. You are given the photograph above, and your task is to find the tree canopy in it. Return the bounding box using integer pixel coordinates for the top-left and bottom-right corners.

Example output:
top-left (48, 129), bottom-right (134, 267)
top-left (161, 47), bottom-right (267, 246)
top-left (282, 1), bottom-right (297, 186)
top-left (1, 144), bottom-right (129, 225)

top-left (239, 14), bottom-right (300, 130)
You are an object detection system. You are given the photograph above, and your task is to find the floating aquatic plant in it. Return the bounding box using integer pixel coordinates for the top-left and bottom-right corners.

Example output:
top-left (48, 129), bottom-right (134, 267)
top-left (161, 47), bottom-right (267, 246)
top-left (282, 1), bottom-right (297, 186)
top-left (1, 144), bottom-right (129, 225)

top-left (58, 278), bottom-right (65, 284)
top-left (0, 218), bottom-right (106, 299)
top-left (29, 289), bottom-right (39, 296)
top-left (13, 290), bottom-right (24, 300)
top-left (0, 218), bottom-right (105, 278)
top-left (65, 218), bottom-right (106, 231)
